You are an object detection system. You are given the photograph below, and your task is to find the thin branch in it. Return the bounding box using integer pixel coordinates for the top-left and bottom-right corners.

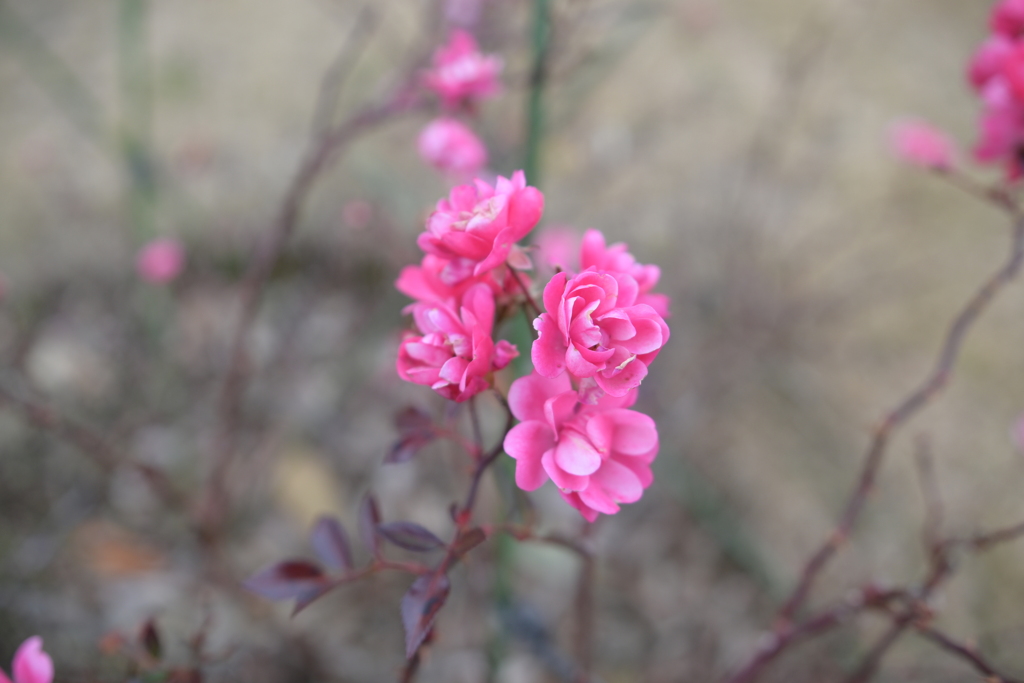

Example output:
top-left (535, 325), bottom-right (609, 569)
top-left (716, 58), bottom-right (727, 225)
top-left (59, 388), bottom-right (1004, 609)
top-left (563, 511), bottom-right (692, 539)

top-left (510, 267), bottom-right (542, 318)
top-left (572, 520), bottom-right (596, 681)
top-left (775, 216), bottom-right (1024, 624)
top-left (962, 520), bottom-right (1024, 552)
top-left (914, 624), bottom-right (1024, 683)
top-left (912, 435), bottom-right (943, 552)
top-left (461, 397), bottom-right (515, 518)
top-left (0, 380), bottom-right (182, 507)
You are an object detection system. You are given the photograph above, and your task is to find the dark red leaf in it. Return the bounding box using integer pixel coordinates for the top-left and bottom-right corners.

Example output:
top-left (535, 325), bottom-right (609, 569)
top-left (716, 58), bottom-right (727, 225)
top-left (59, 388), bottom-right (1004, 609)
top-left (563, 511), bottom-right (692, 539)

top-left (310, 516), bottom-right (353, 572)
top-left (243, 560), bottom-right (326, 601)
top-left (292, 580), bottom-right (339, 616)
top-left (377, 522), bottom-right (445, 552)
top-left (451, 527), bottom-right (486, 560)
top-left (139, 619), bottom-right (162, 661)
top-left (386, 407), bottom-right (437, 464)
top-left (401, 571), bottom-right (450, 659)
top-left (358, 494), bottom-right (382, 557)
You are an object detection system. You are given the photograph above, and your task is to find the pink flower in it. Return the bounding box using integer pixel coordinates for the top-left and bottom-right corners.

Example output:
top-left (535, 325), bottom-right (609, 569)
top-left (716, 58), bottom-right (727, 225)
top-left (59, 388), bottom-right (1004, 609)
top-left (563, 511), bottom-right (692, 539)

top-left (0, 637), bottom-right (53, 683)
top-left (532, 268), bottom-right (670, 398)
top-left (396, 254), bottom-right (524, 310)
top-left (136, 238), bottom-right (185, 284)
top-left (579, 229), bottom-right (670, 318)
top-left (888, 120), bottom-right (956, 171)
top-left (418, 171), bottom-right (544, 278)
top-left (503, 371), bottom-right (658, 521)
top-left (993, 0), bottom-right (1024, 38)
top-left (397, 283), bottom-right (517, 402)
top-left (423, 30), bottom-right (502, 110)
top-left (969, 34), bottom-right (1015, 90)
top-left (418, 118), bottom-right (488, 177)
top-left (535, 225), bottom-right (580, 274)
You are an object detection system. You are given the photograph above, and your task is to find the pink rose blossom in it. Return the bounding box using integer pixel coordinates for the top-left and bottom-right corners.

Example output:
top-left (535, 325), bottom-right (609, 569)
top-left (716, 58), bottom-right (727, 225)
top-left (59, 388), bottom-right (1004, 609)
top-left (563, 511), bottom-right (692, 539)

top-left (888, 120), bottom-right (956, 171)
top-left (0, 637), bottom-right (53, 683)
top-left (580, 229), bottom-right (670, 318)
top-left (136, 238), bottom-right (185, 284)
top-left (418, 118), bottom-right (488, 177)
top-left (418, 171), bottom-right (544, 278)
top-left (396, 254), bottom-right (524, 310)
top-left (969, 34), bottom-right (1015, 90)
top-left (503, 371), bottom-right (658, 521)
top-left (532, 268), bottom-right (670, 397)
top-left (423, 30), bottom-right (502, 110)
top-left (993, 0), bottom-right (1024, 38)
top-left (397, 283), bottom-right (517, 402)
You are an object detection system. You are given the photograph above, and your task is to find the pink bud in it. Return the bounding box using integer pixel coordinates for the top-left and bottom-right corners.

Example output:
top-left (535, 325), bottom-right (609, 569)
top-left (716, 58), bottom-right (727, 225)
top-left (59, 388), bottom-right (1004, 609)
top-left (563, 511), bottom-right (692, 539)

top-left (888, 120), bottom-right (956, 170)
top-left (417, 118), bottom-right (488, 177)
top-left (136, 238), bottom-right (185, 284)
top-left (423, 30), bottom-right (502, 110)
top-left (8, 637), bottom-right (53, 683)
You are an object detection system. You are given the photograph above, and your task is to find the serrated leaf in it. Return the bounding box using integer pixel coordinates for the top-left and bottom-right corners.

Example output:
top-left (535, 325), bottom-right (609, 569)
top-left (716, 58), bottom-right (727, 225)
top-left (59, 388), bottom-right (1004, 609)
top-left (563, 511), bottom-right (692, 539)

top-left (310, 516), bottom-right (353, 572)
top-left (377, 522), bottom-right (445, 552)
top-left (451, 527), bottom-right (486, 560)
top-left (358, 494), bottom-right (382, 557)
top-left (401, 572), bottom-right (450, 659)
top-left (243, 560), bottom-right (326, 601)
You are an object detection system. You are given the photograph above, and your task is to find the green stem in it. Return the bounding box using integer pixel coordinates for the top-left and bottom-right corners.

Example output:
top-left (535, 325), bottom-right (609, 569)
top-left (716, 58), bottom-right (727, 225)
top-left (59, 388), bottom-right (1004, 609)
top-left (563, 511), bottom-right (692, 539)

top-left (523, 0), bottom-right (550, 189)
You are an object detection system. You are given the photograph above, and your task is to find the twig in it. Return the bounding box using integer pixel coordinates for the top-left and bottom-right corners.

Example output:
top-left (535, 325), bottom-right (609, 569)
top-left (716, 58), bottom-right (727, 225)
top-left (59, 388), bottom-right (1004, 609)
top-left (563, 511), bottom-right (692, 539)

top-left (572, 520), bottom-right (596, 681)
top-left (962, 520), bottom-right (1024, 552)
top-left (912, 435), bottom-right (943, 552)
top-left (914, 623), bottom-right (1024, 683)
top-left (775, 216), bottom-right (1024, 625)
top-left (0, 379), bottom-right (182, 507)
top-left (461, 397), bottom-right (515, 519)
top-left (509, 267), bottom-right (542, 318)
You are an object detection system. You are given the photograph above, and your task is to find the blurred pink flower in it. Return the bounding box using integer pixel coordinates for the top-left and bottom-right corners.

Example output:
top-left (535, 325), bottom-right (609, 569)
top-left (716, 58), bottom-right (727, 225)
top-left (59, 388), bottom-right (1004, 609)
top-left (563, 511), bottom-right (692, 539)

top-left (419, 170), bottom-right (544, 278)
top-left (418, 118), bottom-right (488, 177)
top-left (397, 283), bottom-right (517, 402)
top-left (580, 229), bottom-right (670, 318)
top-left (993, 0), bottom-right (1024, 38)
top-left (0, 637), bottom-right (53, 683)
top-left (888, 120), bottom-right (956, 171)
top-left (341, 200), bottom-right (373, 230)
top-left (136, 238), bottom-right (185, 284)
top-left (534, 225), bottom-right (580, 274)
top-left (532, 268), bottom-right (670, 397)
top-left (423, 30), bottom-right (502, 109)
top-left (503, 371), bottom-right (658, 521)
top-left (968, 34), bottom-right (1015, 90)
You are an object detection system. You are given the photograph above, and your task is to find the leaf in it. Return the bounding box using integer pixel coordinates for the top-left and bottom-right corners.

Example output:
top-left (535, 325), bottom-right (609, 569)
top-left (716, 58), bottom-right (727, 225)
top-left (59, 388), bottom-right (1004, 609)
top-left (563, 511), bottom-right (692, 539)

top-left (377, 522), bottom-right (445, 552)
top-left (386, 406), bottom-right (436, 464)
top-left (243, 560), bottom-right (326, 601)
top-left (310, 516), bottom-right (353, 572)
top-left (401, 572), bottom-right (450, 659)
top-left (292, 581), bottom-right (339, 616)
top-left (451, 527), bottom-right (486, 560)
top-left (358, 494), bottom-right (382, 557)
top-left (139, 619), bottom-right (162, 661)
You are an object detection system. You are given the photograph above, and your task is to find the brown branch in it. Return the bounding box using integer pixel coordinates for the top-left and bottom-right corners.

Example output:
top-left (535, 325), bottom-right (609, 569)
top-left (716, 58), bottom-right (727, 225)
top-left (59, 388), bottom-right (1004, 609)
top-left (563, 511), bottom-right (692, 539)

top-left (509, 267), bottom-right (542, 318)
top-left (0, 380), bottom-right (182, 507)
top-left (962, 520), bottom-right (1024, 552)
top-left (775, 216), bottom-right (1024, 625)
top-left (912, 436), bottom-right (943, 552)
top-left (198, 53), bottom-right (425, 537)
top-left (914, 624), bottom-right (1024, 683)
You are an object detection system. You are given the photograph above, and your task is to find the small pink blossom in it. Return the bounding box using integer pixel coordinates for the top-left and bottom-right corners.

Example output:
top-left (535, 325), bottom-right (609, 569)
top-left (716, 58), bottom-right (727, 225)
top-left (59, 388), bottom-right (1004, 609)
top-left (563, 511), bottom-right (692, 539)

top-left (136, 238), bottom-right (185, 284)
top-left (969, 34), bottom-right (1015, 90)
top-left (503, 371), bottom-right (658, 521)
top-left (397, 283), bottom-right (517, 402)
top-left (888, 120), bottom-right (956, 171)
top-left (993, 0), bottom-right (1024, 38)
top-left (0, 637), bottom-right (53, 683)
top-left (418, 170), bottom-right (544, 278)
top-left (418, 118), bottom-right (488, 177)
top-left (580, 229), bottom-right (670, 318)
top-left (396, 254), bottom-right (524, 310)
top-left (535, 226), bottom-right (580, 274)
top-left (532, 268), bottom-right (670, 397)
top-left (423, 30), bottom-right (502, 110)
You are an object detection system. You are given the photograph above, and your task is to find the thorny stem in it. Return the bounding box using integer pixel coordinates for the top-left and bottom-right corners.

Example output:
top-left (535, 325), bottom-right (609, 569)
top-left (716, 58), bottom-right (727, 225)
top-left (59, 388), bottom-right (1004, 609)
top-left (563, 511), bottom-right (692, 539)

top-left (774, 215), bottom-right (1024, 626)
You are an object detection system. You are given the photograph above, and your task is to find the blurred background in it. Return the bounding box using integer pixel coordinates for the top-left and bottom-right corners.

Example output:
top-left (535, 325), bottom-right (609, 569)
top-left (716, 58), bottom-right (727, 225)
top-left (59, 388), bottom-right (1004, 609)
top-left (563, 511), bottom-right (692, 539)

top-left (2, 0), bottom-right (1024, 681)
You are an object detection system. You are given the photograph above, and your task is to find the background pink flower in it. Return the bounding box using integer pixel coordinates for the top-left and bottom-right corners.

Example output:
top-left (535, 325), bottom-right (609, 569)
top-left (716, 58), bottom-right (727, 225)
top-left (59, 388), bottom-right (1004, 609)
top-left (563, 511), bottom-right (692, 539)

top-left (423, 30), bottom-right (502, 109)
top-left (503, 371), bottom-right (658, 521)
top-left (1, 637), bottom-right (53, 683)
top-left (580, 229), bottom-right (670, 318)
top-left (417, 118), bottom-right (488, 177)
top-left (136, 238), bottom-right (185, 284)
top-left (888, 120), bottom-right (956, 171)
top-left (532, 269), bottom-right (670, 397)
top-left (993, 0), bottom-right (1024, 38)
top-left (418, 171), bottom-right (544, 278)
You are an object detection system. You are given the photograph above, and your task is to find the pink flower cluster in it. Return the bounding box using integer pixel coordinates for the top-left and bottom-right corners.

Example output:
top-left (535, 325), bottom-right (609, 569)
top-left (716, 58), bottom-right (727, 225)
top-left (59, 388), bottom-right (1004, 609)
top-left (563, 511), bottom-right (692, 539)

top-left (396, 171), bottom-right (543, 402)
top-left (504, 230), bottom-right (671, 521)
top-left (968, 0), bottom-right (1024, 178)
top-left (418, 31), bottom-right (502, 178)
top-left (0, 637), bottom-right (53, 683)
